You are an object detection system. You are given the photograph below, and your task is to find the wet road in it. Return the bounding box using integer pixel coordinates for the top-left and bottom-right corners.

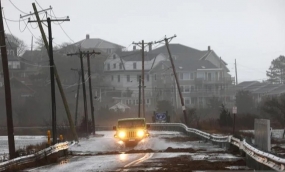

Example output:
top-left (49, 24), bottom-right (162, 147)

top-left (23, 131), bottom-right (235, 172)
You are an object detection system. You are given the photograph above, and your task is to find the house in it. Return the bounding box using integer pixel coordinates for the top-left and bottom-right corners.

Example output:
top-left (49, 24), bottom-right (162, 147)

top-left (150, 44), bottom-right (235, 109)
top-left (73, 34), bottom-right (126, 54)
top-left (100, 47), bottom-right (167, 111)
top-left (235, 81), bottom-right (285, 105)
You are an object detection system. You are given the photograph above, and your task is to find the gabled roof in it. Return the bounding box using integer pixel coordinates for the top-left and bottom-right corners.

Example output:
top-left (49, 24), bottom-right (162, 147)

top-left (200, 50), bottom-right (228, 65)
top-left (116, 51), bottom-right (159, 61)
top-left (236, 81), bottom-right (260, 90)
top-left (74, 38), bottom-right (125, 50)
top-left (109, 102), bottom-right (130, 110)
top-left (151, 44), bottom-right (207, 60)
top-left (253, 84), bottom-right (280, 94)
top-left (151, 59), bottom-right (217, 73)
top-left (267, 85), bottom-right (285, 95)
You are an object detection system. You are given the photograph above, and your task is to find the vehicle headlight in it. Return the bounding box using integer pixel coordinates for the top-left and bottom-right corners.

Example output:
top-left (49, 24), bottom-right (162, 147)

top-left (118, 131), bottom-right (126, 138)
top-left (137, 130), bottom-right (144, 137)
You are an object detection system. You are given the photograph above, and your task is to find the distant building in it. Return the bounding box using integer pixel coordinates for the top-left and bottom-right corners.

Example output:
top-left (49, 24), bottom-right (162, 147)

top-left (73, 34), bottom-right (126, 53)
top-left (99, 46), bottom-right (167, 111)
top-left (150, 44), bottom-right (235, 109)
top-left (236, 81), bottom-right (285, 105)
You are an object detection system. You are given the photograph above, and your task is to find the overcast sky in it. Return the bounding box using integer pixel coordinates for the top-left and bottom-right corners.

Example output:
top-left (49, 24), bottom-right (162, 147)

top-left (2, 0), bottom-right (285, 82)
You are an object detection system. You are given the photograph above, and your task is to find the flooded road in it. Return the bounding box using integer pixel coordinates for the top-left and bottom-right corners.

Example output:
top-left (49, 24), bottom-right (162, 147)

top-left (22, 131), bottom-right (248, 171)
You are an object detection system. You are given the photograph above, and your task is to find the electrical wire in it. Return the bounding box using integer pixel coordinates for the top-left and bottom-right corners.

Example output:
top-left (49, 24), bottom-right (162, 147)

top-left (8, 0), bottom-right (29, 15)
top-left (51, 9), bottom-right (74, 43)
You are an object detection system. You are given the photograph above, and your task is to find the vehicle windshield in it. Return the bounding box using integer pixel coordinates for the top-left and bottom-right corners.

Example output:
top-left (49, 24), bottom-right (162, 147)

top-left (118, 120), bottom-right (145, 128)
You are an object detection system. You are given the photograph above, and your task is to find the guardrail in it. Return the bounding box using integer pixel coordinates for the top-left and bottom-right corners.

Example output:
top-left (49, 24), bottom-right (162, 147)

top-left (0, 142), bottom-right (69, 172)
top-left (148, 123), bottom-right (285, 171)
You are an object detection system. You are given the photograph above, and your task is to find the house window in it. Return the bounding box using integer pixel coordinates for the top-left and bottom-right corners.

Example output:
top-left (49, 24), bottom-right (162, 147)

top-left (111, 75), bottom-right (114, 81)
top-left (146, 99), bottom-right (150, 104)
top-left (107, 63), bottom-right (110, 70)
top-left (154, 74), bottom-right (157, 80)
top-left (127, 75), bottom-right (130, 82)
top-left (113, 54), bottom-right (116, 59)
top-left (119, 63), bottom-right (123, 69)
top-left (184, 98), bottom-right (190, 105)
top-left (190, 85), bottom-right (195, 92)
top-left (117, 75), bottom-right (120, 82)
top-left (113, 63), bottom-right (116, 69)
top-left (180, 86), bottom-right (184, 92)
top-left (137, 75), bottom-right (140, 82)
top-left (183, 73), bottom-right (190, 80)
top-left (146, 74), bottom-right (149, 82)
top-left (190, 73), bottom-right (194, 80)
top-left (133, 62), bottom-right (137, 69)
top-left (184, 86), bottom-right (190, 92)
top-left (179, 73), bottom-right (183, 80)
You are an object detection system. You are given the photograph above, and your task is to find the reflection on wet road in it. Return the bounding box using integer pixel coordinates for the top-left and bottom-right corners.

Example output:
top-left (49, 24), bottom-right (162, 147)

top-left (24, 131), bottom-right (239, 172)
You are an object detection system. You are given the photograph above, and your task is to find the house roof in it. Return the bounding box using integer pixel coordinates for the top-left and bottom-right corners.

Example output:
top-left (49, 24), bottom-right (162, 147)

top-left (116, 51), bottom-right (159, 61)
top-left (74, 38), bottom-right (125, 50)
top-left (253, 84), bottom-right (280, 94)
top-left (109, 102), bottom-right (130, 110)
top-left (151, 59), bottom-right (217, 73)
top-left (151, 44), bottom-right (207, 60)
top-left (236, 81), bottom-right (260, 90)
top-left (266, 85), bottom-right (285, 95)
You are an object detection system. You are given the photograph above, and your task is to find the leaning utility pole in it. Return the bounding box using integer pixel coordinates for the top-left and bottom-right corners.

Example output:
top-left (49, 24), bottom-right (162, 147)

top-left (46, 17), bottom-right (57, 144)
top-left (235, 59), bottom-right (238, 85)
top-left (71, 68), bottom-right (81, 127)
top-left (132, 41), bottom-right (152, 118)
top-left (28, 3), bottom-right (78, 142)
top-left (155, 35), bottom-right (188, 126)
top-left (86, 51), bottom-right (100, 135)
top-left (0, 1), bottom-right (16, 159)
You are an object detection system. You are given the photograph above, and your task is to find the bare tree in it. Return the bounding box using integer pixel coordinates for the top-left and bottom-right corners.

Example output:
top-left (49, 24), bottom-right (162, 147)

top-left (5, 34), bottom-right (27, 56)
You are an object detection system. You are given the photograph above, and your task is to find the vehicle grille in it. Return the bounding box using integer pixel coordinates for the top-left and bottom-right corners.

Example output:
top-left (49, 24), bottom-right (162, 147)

top-left (128, 131), bottom-right (135, 138)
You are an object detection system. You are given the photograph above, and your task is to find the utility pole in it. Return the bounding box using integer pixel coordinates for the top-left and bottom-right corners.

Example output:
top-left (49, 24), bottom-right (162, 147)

top-left (28, 3), bottom-right (78, 142)
top-left (155, 35), bottom-right (188, 126)
top-left (71, 68), bottom-right (81, 127)
top-left (86, 51), bottom-right (100, 135)
top-left (0, 1), bottom-right (16, 159)
top-left (31, 36), bottom-right (33, 51)
top-left (68, 50), bottom-right (100, 136)
top-left (47, 17), bottom-right (57, 144)
top-left (138, 75), bottom-right (141, 118)
top-left (235, 59), bottom-right (238, 85)
top-left (68, 52), bottom-right (88, 136)
top-left (132, 41), bottom-right (152, 118)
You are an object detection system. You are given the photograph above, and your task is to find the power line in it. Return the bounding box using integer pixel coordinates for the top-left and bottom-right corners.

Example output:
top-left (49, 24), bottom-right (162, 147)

top-left (8, 0), bottom-right (29, 14)
top-left (51, 9), bottom-right (74, 43)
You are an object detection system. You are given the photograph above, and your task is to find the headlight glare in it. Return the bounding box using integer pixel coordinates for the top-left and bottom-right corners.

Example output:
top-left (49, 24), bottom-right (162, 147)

top-left (118, 131), bottom-right (126, 138)
top-left (137, 130), bottom-right (144, 137)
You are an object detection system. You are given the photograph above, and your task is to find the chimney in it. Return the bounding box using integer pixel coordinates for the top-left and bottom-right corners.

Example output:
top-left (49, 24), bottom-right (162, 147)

top-left (208, 46), bottom-right (211, 52)
top-left (149, 43), bottom-right (152, 52)
top-left (133, 46), bottom-right (136, 51)
top-left (86, 34), bottom-right (90, 39)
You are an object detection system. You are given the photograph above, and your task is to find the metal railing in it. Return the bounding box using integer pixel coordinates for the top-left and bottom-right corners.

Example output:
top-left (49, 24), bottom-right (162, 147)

top-left (148, 123), bottom-right (285, 171)
top-left (0, 142), bottom-right (70, 172)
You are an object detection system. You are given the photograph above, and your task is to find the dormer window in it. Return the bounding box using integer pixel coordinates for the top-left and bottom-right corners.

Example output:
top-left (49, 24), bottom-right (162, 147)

top-left (113, 54), bottom-right (116, 59)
